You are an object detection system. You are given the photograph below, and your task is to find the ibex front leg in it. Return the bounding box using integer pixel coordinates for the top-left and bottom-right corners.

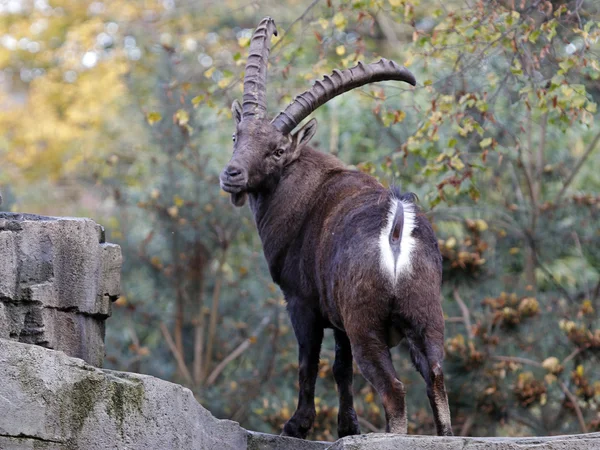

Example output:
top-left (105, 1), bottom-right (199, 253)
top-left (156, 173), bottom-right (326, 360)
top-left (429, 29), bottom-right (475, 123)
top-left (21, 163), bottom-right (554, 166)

top-left (281, 301), bottom-right (323, 439)
top-left (333, 329), bottom-right (360, 438)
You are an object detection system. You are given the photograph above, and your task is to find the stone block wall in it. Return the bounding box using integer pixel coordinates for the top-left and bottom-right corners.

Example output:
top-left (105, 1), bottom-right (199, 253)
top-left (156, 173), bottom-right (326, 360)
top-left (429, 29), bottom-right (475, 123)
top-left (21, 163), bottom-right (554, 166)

top-left (0, 212), bottom-right (121, 367)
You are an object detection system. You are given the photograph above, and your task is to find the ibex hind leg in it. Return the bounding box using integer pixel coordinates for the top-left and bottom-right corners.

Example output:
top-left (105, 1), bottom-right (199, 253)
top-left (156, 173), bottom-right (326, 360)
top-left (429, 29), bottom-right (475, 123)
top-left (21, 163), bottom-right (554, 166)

top-left (347, 327), bottom-right (407, 434)
top-left (407, 329), bottom-right (453, 436)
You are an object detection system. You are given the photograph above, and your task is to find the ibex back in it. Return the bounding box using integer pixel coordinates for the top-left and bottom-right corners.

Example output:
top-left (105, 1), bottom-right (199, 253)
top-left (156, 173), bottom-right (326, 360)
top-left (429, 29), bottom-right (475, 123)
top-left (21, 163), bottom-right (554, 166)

top-left (220, 17), bottom-right (452, 439)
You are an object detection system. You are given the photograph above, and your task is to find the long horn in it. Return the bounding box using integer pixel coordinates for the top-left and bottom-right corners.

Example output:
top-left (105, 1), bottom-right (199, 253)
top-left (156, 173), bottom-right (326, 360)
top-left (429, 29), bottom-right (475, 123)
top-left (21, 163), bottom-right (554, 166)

top-left (242, 17), bottom-right (277, 120)
top-left (272, 58), bottom-right (416, 134)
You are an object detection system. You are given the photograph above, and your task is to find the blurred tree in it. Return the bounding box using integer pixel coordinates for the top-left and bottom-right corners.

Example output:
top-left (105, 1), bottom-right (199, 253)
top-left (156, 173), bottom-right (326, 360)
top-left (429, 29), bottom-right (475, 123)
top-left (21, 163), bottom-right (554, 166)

top-left (0, 0), bottom-right (598, 440)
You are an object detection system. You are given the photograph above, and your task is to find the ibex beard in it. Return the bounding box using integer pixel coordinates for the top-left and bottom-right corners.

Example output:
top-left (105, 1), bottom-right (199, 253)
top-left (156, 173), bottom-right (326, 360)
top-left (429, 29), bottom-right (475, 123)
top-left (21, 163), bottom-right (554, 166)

top-left (220, 16), bottom-right (453, 439)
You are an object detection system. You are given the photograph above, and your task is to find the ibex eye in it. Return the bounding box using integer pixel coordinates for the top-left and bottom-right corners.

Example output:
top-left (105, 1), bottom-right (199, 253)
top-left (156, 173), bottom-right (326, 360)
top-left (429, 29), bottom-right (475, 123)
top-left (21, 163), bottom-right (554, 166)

top-left (274, 148), bottom-right (284, 159)
top-left (232, 134), bottom-right (236, 143)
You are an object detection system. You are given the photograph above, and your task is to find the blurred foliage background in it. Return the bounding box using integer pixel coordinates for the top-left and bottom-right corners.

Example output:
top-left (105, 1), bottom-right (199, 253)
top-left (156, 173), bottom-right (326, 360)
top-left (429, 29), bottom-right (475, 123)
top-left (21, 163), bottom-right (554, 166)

top-left (1, 0), bottom-right (599, 440)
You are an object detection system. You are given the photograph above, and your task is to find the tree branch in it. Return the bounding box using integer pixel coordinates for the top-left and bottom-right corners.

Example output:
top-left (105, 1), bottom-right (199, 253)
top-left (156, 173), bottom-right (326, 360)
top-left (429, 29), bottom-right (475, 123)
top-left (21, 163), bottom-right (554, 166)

top-left (205, 315), bottom-right (271, 386)
top-left (202, 248), bottom-right (228, 381)
top-left (160, 322), bottom-right (194, 386)
top-left (271, 0), bottom-right (322, 53)
top-left (358, 416), bottom-right (383, 433)
top-left (492, 355), bottom-right (542, 367)
top-left (558, 380), bottom-right (588, 433)
top-left (556, 131), bottom-right (600, 203)
top-left (453, 287), bottom-right (474, 339)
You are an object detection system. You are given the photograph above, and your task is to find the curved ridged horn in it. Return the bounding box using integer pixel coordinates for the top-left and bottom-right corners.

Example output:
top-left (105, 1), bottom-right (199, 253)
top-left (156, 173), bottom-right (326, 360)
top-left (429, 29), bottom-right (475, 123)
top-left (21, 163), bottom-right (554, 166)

top-left (272, 58), bottom-right (416, 134)
top-left (242, 17), bottom-right (278, 119)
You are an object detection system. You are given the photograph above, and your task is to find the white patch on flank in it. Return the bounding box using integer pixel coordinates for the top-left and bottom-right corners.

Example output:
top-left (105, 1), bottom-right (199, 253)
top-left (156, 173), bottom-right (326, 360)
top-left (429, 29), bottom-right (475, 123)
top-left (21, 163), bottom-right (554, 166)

top-left (379, 199), bottom-right (417, 282)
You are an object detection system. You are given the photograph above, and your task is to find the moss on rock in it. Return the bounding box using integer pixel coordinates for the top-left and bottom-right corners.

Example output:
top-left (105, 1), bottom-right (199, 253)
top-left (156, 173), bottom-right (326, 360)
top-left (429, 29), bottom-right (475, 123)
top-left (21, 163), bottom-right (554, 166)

top-left (105, 377), bottom-right (145, 436)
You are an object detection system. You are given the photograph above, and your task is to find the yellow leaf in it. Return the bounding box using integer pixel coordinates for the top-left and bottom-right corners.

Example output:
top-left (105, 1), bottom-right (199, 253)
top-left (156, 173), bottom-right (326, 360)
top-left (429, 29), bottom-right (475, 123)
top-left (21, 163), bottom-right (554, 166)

top-left (174, 109), bottom-right (189, 125)
top-left (333, 13), bottom-right (347, 30)
top-left (218, 77), bottom-right (231, 89)
top-left (445, 237), bottom-right (457, 249)
top-left (475, 219), bottom-right (488, 232)
top-left (173, 195), bottom-right (184, 207)
top-left (318, 18), bottom-right (329, 30)
top-left (249, 336), bottom-right (257, 344)
top-left (336, 45), bottom-right (346, 56)
top-left (542, 357), bottom-right (561, 374)
top-left (204, 67), bottom-right (215, 79)
top-left (237, 37), bottom-right (250, 47)
top-left (146, 112), bottom-right (162, 125)
top-left (150, 256), bottom-right (162, 267)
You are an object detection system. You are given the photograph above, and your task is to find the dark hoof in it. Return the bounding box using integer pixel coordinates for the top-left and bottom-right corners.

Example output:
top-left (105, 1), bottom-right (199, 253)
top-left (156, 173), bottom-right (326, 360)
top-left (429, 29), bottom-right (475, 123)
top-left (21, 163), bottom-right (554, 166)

top-left (282, 413), bottom-right (315, 439)
top-left (338, 424), bottom-right (360, 438)
top-left (338, 410), bottom-right (360, 438)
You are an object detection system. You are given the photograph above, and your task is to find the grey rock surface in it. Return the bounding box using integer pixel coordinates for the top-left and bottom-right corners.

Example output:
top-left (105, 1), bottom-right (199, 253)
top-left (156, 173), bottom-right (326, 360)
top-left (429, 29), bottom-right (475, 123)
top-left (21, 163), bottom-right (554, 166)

top-left (2, 339), bottom-right (600, 450)
top-left (330, 432), bottom-right (600, 449)
top-left (247, 431), bottom-right (329, 450)
top-left (0, 339), bottom-right (248, 450)
top-left (0, 213), bottom-right (121, 367)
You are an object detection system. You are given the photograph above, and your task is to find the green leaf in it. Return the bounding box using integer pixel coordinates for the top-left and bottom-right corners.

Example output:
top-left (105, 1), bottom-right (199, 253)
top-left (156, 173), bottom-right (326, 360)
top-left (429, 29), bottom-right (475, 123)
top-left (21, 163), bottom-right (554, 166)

top-left (468, 185), bottom-right (480, 202)
top-left (192, 95), bottom-right (205, 107)
top-left (450, 156), bottom-right (465, 170)
top-left (480, 137), bottom-right (492, 148)
top-left (528, 30), bottom-right (541, 43)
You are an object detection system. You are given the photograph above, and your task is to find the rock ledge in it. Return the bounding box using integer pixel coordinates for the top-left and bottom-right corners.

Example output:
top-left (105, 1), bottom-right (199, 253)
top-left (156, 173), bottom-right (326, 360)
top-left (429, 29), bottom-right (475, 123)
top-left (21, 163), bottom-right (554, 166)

top-left (2, 339), bottom-right (599, 450)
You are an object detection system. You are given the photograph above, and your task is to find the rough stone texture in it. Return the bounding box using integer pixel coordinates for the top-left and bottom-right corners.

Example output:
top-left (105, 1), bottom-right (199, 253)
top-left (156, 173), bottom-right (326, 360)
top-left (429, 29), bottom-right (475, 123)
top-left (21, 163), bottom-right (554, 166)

top-left (0, 339), bottom-right (248, 450)
top-left (1, 340), bottom-right (600, 450)
top-left (330, 433), bottom-right (600, 450)
top-left (0, 213), bottom-right (121, 367)
top-left (247, 432), bottom-right (329, 450)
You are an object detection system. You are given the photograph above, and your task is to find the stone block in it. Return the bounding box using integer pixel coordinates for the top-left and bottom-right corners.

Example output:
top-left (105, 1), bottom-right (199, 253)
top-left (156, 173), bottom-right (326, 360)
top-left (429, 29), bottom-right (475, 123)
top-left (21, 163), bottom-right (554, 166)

top-left (0, 339), bottom-right (249, 449)
top-left (0, 213), bottom-right (121, 367)
top-left (0, 230), bottom-right (17, 299)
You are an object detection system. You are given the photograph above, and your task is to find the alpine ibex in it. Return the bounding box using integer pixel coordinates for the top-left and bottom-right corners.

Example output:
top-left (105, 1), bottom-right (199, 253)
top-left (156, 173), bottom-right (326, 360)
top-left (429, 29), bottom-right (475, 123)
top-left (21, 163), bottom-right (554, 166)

top-left (220, 17), bottom-right (452, 438)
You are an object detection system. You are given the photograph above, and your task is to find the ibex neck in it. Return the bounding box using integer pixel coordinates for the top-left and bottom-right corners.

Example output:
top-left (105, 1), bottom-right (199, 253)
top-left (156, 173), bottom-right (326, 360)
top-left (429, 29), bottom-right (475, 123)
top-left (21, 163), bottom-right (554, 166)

top-left (248, 147), bottom-right (345, 279)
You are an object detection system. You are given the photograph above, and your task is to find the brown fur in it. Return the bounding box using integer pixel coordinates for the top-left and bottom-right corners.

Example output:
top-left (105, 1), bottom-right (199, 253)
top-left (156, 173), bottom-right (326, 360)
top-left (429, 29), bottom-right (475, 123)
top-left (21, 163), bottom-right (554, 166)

top-left (220, 111), bottom-right (453, 438)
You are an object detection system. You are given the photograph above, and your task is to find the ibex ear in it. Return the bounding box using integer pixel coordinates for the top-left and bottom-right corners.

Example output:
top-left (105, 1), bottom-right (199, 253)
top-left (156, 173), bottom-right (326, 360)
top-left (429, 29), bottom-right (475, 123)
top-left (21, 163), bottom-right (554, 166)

top-left (290, 118), bottom-right (317, 160)
top-left (232, 99), bottom-right (242, 125)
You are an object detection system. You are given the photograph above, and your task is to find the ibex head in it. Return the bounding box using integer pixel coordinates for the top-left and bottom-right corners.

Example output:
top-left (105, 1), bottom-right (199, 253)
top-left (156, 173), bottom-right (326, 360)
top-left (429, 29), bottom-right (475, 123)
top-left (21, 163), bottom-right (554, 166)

top-left (220, 17), bottom-right (416, 207)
